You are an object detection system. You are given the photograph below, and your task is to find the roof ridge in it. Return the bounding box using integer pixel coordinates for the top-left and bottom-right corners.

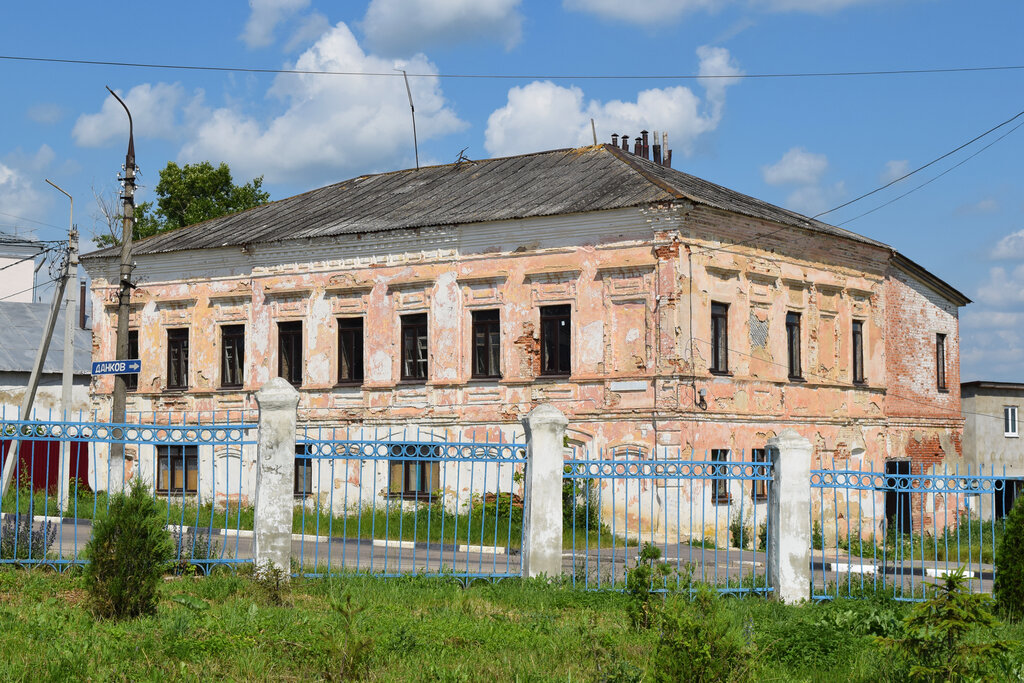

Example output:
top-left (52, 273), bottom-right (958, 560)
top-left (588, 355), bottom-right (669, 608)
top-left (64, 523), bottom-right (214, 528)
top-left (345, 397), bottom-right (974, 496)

top-left (602, 144), bottom-right (684, 200)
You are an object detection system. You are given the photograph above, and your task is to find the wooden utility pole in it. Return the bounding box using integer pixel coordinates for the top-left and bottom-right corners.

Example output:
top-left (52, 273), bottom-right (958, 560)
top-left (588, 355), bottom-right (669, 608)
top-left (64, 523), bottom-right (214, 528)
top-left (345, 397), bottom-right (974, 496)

top-left (107, 86), bottom-right (135, 461)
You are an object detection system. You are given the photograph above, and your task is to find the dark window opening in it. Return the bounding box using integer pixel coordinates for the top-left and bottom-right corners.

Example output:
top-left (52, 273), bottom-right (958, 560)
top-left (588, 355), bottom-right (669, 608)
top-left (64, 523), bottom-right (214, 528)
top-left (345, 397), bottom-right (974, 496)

top-left (786, 312), bottom-right (802, 380)
top-left (337, 317), bottom-right (364, 384)
top-left (125, 330), bottom-right (139, 392)
top-left (294, 445), bottom-right (313, 497)
top-left (279, 321), bottom-right (303, 386)
top-left (710, 302), bottom-right (729, 374)
top-left (711, 449), bottom-right (731, 504)
top-left (221, 325), bottom-right (245, 388)
top-left (751, 448), bottom-right (769, 502)
top-left (166, 328), bottom-right (189, 390)
top-left (157, 445), bottom-right (198, 494)
top-left (936, 333), bottom-right (947, 392)
top-left (472, 309), bottom-right (501, 378)
top-left (387, 443), bottom-right (441, 500)
top-left (540, 305), bottom-right (571, 376)
top-left (401, 314), bottom-right (428, 381)
top-left (852, 320), bottom-right (865, 384)
top-left (884, 460), bottom-right (912, 534)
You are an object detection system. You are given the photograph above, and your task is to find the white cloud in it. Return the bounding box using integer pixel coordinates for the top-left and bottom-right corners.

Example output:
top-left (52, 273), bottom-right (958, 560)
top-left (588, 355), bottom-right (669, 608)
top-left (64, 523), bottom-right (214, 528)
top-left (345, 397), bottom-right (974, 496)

top-left (72, 83), bottom-right (193, 148)
top-left (484, 45), bottom-right (741, 157)
top-left (992, 229), bottom-right (1024, 260)
top-left (762, 147), bottom-right (828, 186)
top-left (880, 159), bottom-right (908, 183)
top-left (26, 103), bottom-right (64, 125)
top-left (181, 22), bottom-right (466, 185)
top-left (0, 146), bottom-right (55, 225)
top-left (961, 306), bottom-right (1024, 381)
top-left (362, 0), bottom-right (523, 56)
top-left (284, 10), bottom-right (331, 52)
top-left (975, 264), bottom-right (1024, 307)
top-left (566, 0), bottom-right (883, 25)
top-left (954, 197), bottom-right (999, 216)
top-left (241, 0), bottom-right (311, 49)
top-left (563, 0), bottom-right (718, 24)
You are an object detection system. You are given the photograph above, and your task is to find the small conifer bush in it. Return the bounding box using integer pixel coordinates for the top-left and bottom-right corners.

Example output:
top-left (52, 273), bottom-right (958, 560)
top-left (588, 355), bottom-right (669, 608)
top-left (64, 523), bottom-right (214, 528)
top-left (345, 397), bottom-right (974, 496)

top-left (84, 481), bottom-right (174, 619)
top-left (995, 494), bottom-right (1024, 621)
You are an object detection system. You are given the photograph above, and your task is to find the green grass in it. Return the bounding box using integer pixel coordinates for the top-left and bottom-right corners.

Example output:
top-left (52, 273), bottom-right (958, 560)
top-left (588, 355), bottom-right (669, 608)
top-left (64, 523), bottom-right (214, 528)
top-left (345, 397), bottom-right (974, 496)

top-left (0, 568), bottom-right (1019, 681)
top-left (823, 517), bottom-right (1008, 566)
top-left (1, 486), bottom-right (630, 550)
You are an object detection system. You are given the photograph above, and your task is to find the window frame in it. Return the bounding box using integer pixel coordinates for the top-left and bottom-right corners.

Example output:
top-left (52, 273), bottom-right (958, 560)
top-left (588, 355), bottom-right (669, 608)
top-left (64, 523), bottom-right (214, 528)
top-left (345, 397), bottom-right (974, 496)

top-left (156, 445), bottom-right (198, 495)
top-left (294, 445), bottom-right (314, 497)
top-left (711, 449), bottom-right (731, 505)
top-left (786, 312), bottom-right (803, 381)
top-left (1006, 406), bottom-right (1019, 438)
top-left (852, 320), bottom-right (865, 385)
top-left (936, 333), bottom-right (947, 392)
top-left (400, 313), bottom-right (429, 381)
top-left (471, 309), bottom-right (501, 379)
top-left (710, 302), bottom-right (729, 375)
top-left (166, 327), bottom-right (190, 391)
top-left (751, 448), bottom-right (769, 502)
top-left (387, 443), bottom-right (441, 500)
top-left (278, 320), bottom-right (303, 387)
top-left (220, 324), bottom-right (245, 389)
top-left (539, 304), bottom-right (572, 376)
top-left (125, 329), bottom-right (139, 392)
top-left (337, 317), bottom-right (364, 385)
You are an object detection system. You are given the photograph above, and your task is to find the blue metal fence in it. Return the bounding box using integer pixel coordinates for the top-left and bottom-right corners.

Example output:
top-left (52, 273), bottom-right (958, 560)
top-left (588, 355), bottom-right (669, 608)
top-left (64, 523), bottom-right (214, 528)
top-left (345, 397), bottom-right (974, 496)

top-left (810, 459), bottom-right (1020, 600)
top-left (0, 407), bottom-right (258, 573)
top-left (293, 425), bottom-right (527, 582)
top-left (564, 446), bottom-right (773, 596)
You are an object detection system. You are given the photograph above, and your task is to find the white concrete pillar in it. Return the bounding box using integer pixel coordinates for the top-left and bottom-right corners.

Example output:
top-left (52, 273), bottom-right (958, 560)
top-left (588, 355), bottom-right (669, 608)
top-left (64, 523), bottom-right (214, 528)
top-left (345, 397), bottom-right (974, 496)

top-left (521, 404), bottom-right (568, 579)
top-left (254, 378), bottom-right (299, 579)
top-left (767, 428), bottom-right (812, 603)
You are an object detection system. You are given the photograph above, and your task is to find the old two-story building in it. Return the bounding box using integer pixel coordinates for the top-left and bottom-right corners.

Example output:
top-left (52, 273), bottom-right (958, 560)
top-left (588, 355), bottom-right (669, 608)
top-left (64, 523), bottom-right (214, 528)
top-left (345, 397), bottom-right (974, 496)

top-left (80, 141), bottom-right (970, 536)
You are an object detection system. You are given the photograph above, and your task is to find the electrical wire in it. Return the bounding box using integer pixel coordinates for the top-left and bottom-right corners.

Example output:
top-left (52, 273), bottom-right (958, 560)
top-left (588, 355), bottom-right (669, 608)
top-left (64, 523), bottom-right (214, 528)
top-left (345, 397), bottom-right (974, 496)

top-left (0, 210), bottom-right (65, 232)
top-left (694, 107), bottom-right (1024, 258)
top-left (0, 246), bottom-right (56, 272)
top-left (836, 117), bottom-right (1024, 226)
top-left (0, 276), bottom-right (61, 303)
top-left (1, 53), bottom-right (1024, 81)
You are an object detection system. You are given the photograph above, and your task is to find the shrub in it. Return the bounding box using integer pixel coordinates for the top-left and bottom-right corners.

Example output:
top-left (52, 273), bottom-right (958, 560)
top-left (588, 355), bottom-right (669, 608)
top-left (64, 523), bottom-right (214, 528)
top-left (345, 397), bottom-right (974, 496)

top-left (995, 495), bottom-right (1024, 621)
top-left (876, 567), bottom-right (1011, 680)
top-left (0, 512), bottom-right (56, 561)
top-left (625, 543), bottom-right (671, 630)
top-left (83, 481), bottom-right (175, 619)
top-left (729, 516), bottom-right (751, 550)
top-left (654, 589), bottom-right (752, 682)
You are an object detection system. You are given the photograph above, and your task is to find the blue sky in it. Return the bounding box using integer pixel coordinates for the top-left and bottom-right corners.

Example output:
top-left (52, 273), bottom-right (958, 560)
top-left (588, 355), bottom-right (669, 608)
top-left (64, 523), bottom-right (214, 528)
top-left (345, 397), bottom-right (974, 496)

top-left (0, 1), bottom-right (1021, 381)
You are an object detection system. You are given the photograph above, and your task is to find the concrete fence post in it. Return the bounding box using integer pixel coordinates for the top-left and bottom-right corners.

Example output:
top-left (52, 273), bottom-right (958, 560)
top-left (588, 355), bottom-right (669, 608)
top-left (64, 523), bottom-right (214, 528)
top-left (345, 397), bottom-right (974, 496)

top-left (767, 428), bottom-right (813, 603)
top-left (254, 378), bottom-right (299, 579)
top-left (521, 403), bottom-right (568, 579)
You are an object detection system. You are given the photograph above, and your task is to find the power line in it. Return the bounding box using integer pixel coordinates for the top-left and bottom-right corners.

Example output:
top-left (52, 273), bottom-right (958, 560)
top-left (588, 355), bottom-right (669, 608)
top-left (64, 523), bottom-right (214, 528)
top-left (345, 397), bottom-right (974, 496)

top-left (1, 53), bottom-right (1024, 81)
top-left (0, 209), bottom-right (65, 232)
top-left (0, 246), bottom-right (56, 272)
top-left (694, 107), bottom-right (1024, 258)
top-left (837, 117), bottom-right (1024, 226)
top-left (0, 277), bottom-right (60, 303)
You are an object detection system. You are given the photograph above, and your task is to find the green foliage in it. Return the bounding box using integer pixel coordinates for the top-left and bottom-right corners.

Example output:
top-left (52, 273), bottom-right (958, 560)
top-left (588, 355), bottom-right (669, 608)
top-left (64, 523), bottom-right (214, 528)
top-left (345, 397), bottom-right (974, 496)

top-left (170, 524), bottom-right (222, 573)
top-left (83, 481), bottom-right (175, 619)
top-left (995, 497), bottom-right (1024, 621)
top-left (876, 567), bottom-right (1012, 681)
top-left (625, 543), bottom-right (672, 630)
top-left (757, 521), bottom-right (767, 551)
top-left (654, 589), bottom-right (753, 682)
top-left (562, 476), bottom-right (602, 533)
top-left (95, 160), bottom-right (269, 247)
top-left (324, 592), bottom-right (374, 681)
top-left (0, 512), bottom-right (56, 561)
top-left (729, 515), bottom-right (752, 549)
top-left (240, 561), bottom-right (291, 607)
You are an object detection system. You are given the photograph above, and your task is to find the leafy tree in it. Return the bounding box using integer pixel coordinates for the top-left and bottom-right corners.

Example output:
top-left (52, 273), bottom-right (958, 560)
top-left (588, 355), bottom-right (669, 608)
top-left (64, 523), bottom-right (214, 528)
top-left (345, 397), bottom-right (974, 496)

top-left (93, 161), bottom-right (269, 247)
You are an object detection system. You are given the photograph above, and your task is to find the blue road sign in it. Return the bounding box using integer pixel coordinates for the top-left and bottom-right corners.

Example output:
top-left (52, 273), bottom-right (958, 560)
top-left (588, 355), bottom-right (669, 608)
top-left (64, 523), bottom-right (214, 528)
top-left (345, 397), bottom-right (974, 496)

top-left (92, 359), bottom-right (141, 375)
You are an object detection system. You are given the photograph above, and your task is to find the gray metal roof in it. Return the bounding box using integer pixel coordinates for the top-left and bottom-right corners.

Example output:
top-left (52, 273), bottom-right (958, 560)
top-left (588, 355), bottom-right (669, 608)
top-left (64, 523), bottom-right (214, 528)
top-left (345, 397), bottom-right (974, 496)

top-left (82, 144), bottom-right (889, 261)
top-left (0, 302), bottom-right (92, 375)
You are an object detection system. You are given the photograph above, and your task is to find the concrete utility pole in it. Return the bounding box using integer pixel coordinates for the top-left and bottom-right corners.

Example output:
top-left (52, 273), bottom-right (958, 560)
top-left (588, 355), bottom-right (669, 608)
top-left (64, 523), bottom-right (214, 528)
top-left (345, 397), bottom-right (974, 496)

top-left (106, 86), bottom-right (135, 462)
top-left (0, 189), bottom-right (75, 499)
top-left (46, 180), bottom-right (77, 511)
